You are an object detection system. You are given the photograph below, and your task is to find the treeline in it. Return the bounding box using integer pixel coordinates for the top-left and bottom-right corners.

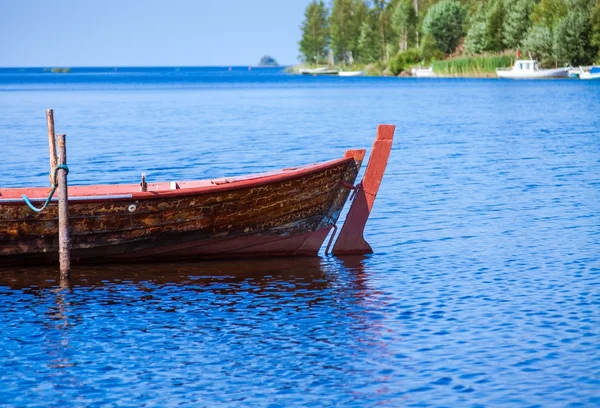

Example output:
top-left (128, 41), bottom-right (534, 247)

top-left (298, 0), bottom-right (600, 74)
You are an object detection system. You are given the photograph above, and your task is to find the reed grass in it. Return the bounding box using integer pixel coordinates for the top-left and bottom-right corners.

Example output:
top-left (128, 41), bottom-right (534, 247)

top-left (432, 55), bottom-right (514, 77)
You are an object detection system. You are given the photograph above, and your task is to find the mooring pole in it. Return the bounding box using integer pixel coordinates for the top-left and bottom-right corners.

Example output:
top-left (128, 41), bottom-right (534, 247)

top-left (57, 134), bottom-right (71, 278)
top-left (46, 109), bottom-right (58, 184)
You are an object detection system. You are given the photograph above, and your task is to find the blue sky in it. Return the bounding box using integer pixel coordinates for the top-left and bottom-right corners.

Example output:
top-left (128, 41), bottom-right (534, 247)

top-left (0, 0), bottom-right (310, 67)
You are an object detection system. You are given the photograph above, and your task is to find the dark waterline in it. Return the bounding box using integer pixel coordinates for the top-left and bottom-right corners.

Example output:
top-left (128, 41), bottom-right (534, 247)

top-left (1, 67), bottom-right (599, 406)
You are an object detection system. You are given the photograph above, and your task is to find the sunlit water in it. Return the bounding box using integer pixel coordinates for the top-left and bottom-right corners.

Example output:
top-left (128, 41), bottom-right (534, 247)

top-left (1, 67), bottom-right (599, 406)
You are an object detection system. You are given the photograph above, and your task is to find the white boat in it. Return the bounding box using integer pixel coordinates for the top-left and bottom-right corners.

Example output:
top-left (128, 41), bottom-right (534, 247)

top-left (338, 70), bottom-right (364, 77)
top-left (579, 66), bottom-right (600, 80)
top-left (411, 66), bottom-right (437, 78)
top-left (568, 67), bottom-right (583, 78)
top-left (496, 60), bottom-right (569, 79)
top-left (299, 67), bottom-right (339, 75)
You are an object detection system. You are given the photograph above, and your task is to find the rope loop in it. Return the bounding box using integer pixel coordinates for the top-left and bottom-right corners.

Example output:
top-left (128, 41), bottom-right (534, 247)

top-left (22, 164), bottom-right (70, 213)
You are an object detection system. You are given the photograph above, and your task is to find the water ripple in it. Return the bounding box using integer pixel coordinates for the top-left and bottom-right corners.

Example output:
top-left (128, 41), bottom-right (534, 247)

top-left (1, 70), bottom-right (599, 406)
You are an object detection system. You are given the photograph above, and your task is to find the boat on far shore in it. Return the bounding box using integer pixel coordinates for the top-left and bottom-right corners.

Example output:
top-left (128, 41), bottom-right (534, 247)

top-left (579, 66), bottom-right (600, 80)
top-left (338, 70), bottom-right (364, 77)
top-left (411, 66), bottom-right (437, 78)
top-left (568, 67), bottom-right (583, 78)
top-left (496, 59), bottom-right (569, 79)
top-left (300, 67), bottom-right (339, 75)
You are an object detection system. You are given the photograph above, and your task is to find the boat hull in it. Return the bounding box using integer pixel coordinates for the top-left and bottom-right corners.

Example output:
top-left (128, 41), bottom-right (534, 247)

top-left (411, 67), bottom-right (436, 78)
top-left (2, 227), bottom-right (335, 265)
top-left (0, 155), bottom-right (363, 265)
top-left (300, 68), bottom-right (339, 75)
top-left (338, 71), bottom-right (364, 77)
top-left (496, 67), bottom-right (569, 79)
top-left (579, 72), bottom-right (600, 80)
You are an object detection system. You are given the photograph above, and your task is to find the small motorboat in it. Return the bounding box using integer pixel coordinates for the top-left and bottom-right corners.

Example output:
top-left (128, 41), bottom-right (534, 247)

top-left (496, 59), bottom-right (569, 79)
top-left (299, 67), bottom-right (340, 75)
top-left (568, 67), bottom-right (583, 78)
top-left (411, 66), bottom-right (437, 78)
top-left (0, 125), bottom-right (395, 265)
top-left (338, 70), bottom-right (364, 77)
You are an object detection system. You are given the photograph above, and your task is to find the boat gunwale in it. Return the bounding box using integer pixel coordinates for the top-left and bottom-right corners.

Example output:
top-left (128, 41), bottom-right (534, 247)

top-left (0, 154), bottom-right (361, 205)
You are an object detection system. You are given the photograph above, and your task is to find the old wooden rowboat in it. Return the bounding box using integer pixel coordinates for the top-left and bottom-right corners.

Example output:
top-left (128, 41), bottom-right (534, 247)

top-left (0, 125), bottom-right (395, 265)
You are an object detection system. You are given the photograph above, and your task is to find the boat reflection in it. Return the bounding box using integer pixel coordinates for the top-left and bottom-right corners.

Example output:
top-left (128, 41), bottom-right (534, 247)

top-left (0, 256), bottom-right (370, 292)
top-left (1, 255), bottom-right (400, 401)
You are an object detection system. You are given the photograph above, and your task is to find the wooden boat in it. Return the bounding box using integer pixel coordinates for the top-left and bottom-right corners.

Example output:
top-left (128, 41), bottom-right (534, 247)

top-left (496, 59), bottom-right (569, 79)
top-left (0, 125), bottom-right (395, 266)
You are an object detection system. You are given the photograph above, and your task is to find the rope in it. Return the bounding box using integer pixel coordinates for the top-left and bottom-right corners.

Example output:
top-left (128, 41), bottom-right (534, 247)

top-left (341, 181), bottom-right (362, 201)
top-left (22, 164), bottom-right (70, 213)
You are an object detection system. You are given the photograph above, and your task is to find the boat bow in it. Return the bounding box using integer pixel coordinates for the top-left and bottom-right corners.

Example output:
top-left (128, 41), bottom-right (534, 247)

top-left (332, 124), bottom-right (395, 255)
top-left (0, 125), bottom-right (395, 264)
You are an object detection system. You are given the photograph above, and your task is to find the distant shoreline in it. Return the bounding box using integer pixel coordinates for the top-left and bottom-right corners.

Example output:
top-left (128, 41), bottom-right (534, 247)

top-left (0, 65), bottom-right (290, 70)
top-left (286, 64), bottom-right (504, 79)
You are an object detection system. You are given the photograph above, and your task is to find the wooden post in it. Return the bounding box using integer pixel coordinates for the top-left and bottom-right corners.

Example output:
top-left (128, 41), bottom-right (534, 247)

top-left (46, 109), bottom-right (58, 184)
top-left (57, 134), bottom-right (70, 278)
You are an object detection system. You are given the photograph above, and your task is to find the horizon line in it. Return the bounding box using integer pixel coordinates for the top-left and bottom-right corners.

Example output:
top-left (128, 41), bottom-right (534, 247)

top-left (0, 64), bottom-right (295, 69)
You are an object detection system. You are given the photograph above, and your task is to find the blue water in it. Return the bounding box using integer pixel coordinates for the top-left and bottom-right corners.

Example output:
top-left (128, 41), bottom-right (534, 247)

top-left (1, 67), bottom-right (599, 407)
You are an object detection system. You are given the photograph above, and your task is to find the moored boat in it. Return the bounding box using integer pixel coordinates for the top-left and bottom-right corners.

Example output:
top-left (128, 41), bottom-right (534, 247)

top-left (496, 59), bottom-right (569, 79)
top-left (338, 70), bottom-right (364, 77)
top-left (579, 66), bottom-right (600, 80)
top-left (568, 67), bottom-right (583, 78)
top-left (0, 125), bottom-right (395, 265)
top-left (300, 67), bottom-right (340, 75)
top-left (411, 66), bottom-right (437, 78)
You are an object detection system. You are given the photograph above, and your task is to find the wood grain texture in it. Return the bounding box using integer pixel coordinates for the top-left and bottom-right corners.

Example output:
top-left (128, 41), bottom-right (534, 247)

top-left (57, 134), bottom-right (70, 276)
top-left (1, 154), bottom-right (363, 265)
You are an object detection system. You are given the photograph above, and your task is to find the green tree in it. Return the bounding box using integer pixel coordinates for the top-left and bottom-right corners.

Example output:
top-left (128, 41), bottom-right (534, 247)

top-left (522, 25), bottom-right (556, 65)
top-left (422, 0), bottom-right (466, 54)
top-left (503, 0), bottom-right (537, 49)
top-left (389, 48), bottom-right (422, 74)
top-left (464, 3), bottom-right (488, 54)
top-left (330, 0), bottom-right (368, 63)
top-left (384, 0), bottom-right (401, 53)
top-left (553, 9), bottom-right (597, 64)
top-left (485, 0), bottom-right (506, 51)
top-left (567, 0), bottom-right (596, 10)
top-left (372, 0), bottom-right (394, 61)
top-left (531, 0), bottom-right (568, 28)
top-left (591, 0), bottom-right (600, 59)
top-left (461, 0), bottom-right (484, 15)
top-left (357, 12), bottom-right (382, 62)
top-left (465, 22), bottom-right (488, 54)
top-left (392, 0), bottom-right (418, 51)
top-left (299, 1), bottom-right (330, 63)
top-left (420, 33), bottom-right (446, 60)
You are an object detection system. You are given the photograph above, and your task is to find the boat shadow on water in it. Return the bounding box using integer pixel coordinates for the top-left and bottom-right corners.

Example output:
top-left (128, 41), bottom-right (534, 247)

top-left (0, 255), bottom-right (372, 293)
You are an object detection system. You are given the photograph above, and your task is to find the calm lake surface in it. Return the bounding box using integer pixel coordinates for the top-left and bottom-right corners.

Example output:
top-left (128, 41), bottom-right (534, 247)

top-left (1, 67), bottom-right (599, 406)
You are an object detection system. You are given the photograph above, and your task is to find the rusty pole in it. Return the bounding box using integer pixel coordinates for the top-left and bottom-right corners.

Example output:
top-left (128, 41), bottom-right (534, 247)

top-left (57, 134), bottom-right (71, 278)
top-left (46, 109), bottom-right (58, 184)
